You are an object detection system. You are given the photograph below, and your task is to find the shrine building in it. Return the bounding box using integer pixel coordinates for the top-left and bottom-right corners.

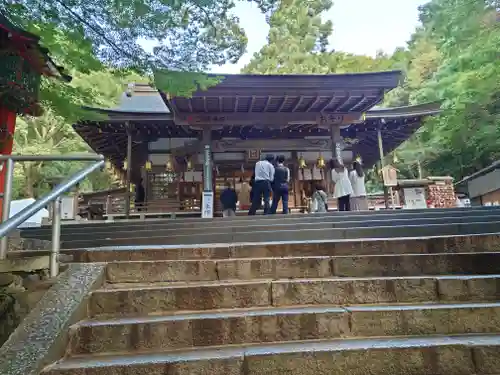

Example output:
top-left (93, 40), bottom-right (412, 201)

top-left (74, 72), bottom-right (441, 216)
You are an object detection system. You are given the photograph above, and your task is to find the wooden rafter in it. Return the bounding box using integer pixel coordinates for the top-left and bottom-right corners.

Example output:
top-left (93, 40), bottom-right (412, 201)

top-left (318, 96), bottom-right (337, 112)
top-left (249, 96), bottom-right (256, 112)
top-left (263, 96), bottom-right (272, 112)
top-left (349, 96), bottom-right (367, 112)
top-left (277, 96), bottom-right (288, 112)
top-left (291, 97), bottom-right (303, 112)
top-left (305, 96), bottom-right (321, 112)
top-left (331, 96), bottom-right (351, 112)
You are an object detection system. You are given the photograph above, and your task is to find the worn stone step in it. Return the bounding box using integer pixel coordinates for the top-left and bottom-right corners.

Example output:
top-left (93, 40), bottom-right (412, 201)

top-left (23, 213), bottom-right (500, 242)
top-left (24, 206), bottom-right (500, 238)
top-left (58, 220), bottom-right (500, 248)
top-left (104, 252), bottom-right (500, 283)
top-left (42, 333), bottom-right (500, 375)
top-left (66, 234), bottom-right (500, 262)
top-left (69, 302), bottom-right (500, 355)
top-left (89, 275), bottom-right (500, 317)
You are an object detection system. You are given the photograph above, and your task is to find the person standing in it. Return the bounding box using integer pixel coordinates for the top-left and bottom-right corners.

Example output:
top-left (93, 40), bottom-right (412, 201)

top-left (349, 161), bottom-right (368, 211)
top-left (330, 159), bottom-right (353, 211)
top-left (135, 178), bottom-right (146, 212)
top-left (220, 180), bottom-right (238, 217)
top-left (248, 155), bottom-right (275, 215)
top-left (270, 155), bottom-right (290, 214)
top-left (311, 184), bottom-right (328, 213)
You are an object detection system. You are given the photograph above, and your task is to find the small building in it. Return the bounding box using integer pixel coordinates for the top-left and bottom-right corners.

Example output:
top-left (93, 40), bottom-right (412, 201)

top-left (455, 161), bottom-right (500, 206)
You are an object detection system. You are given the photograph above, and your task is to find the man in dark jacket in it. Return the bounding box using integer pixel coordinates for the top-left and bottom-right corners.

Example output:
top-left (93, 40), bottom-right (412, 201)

top-left (270, 155), bottom-right (290, 214)
top-left (220, 181), bottom-right (238, 217)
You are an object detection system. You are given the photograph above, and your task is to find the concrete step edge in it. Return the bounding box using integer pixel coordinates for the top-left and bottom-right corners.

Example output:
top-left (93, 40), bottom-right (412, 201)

top-left (103, 251), bottom-right (500, 265)
top-left (61, 232), bottom-right (500, 252)
top-left (43, 333), bottom-right (500, 371)
top-left (98, 274), bottom-right (500, 292)
top-left (74, 302), bottom-right (500, 327)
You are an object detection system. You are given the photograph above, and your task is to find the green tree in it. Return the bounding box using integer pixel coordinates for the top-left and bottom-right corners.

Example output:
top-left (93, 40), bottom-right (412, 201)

top-left (1, 0), bottom-right (278, 115)
top-left (393, 0), bottom-right (500, 179)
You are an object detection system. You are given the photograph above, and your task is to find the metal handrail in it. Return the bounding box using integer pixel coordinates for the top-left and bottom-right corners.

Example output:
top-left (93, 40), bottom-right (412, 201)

top-left (0, 154), bottom-right (104, 277)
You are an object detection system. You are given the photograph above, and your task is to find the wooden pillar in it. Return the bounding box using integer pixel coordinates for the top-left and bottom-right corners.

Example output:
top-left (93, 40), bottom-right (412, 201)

top-left (0, 108), bottom-right (16, 218)
top-left (377, 125), bottom-right (390, 209)
top-left (124, 123), bottom-right (132, 218)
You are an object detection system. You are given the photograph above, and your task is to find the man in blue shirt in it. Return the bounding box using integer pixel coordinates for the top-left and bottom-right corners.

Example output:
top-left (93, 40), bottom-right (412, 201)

top-left (248, 154), bottom-right (275, 215)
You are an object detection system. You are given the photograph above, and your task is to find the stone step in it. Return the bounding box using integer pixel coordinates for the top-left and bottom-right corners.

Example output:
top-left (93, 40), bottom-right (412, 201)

top-left (104, 252), bottom-right (500, 283)
top-left (89, 275), bottom-right (500, 317)
top-left (57, 220), bottom-right (500, 248)
top-left (22, 210), bottom-right (500, 241)
top-left (42, 333), bottom-right (500, 375)
top-left (69, 302), bottom-right (500, 355)
top-left (67, 234), bottom-right (500, 262)
top-left (25, 206), bottom-right (500, 236)
top-left (28, 213), bottom-right (500, 243)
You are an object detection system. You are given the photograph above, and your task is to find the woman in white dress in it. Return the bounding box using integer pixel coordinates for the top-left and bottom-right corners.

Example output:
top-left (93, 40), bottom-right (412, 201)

top-left (349, 161), bottom-right (369, 211)
top-left (312, 184), bottom-right (328, 213)
top-left (330, 159), bottom-right (353, 211)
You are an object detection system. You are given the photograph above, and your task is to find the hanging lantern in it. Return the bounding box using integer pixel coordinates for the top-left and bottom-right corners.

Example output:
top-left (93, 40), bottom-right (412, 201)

top-left (105, 160), bottom-right (112, 170)
top-left (316, 155), bottom-right (325, 169)
top-left (298, 155), bottom-right (307, 169)
top-left (122, 159), bottom-right (128, 171)
top-left (186, 157), bottom-right (193, 171)
top-left (144, 160), bottom-right (152, 171)
top-left (356, 155), bottom-right (363, 164)
top-left (166, 156), bottom-right (174, 172)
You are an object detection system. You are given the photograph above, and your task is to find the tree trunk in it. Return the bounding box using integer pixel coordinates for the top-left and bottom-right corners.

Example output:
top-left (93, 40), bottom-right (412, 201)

top-left (23, 163), bottom-right (35, 198)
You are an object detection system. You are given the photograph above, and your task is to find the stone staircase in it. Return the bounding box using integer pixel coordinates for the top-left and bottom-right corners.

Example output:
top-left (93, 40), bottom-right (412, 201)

top-left (20, 206), bottom-right (500, 248)
top-left (3, 208), bottom-right (500, 375)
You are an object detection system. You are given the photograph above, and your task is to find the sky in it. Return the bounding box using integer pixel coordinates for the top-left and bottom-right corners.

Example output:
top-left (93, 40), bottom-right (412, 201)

top-left (211, 0), bottom-right (428, 74)
top-left (140, 0), bottom-right (428, 74)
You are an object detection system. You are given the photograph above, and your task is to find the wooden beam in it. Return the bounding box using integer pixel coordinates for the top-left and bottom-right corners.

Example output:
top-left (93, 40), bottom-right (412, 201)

top-left (263, 96), bottom-right (272, 112)
top-left (305, 96), bottom-right (321, 112)
top-left (234, 97), bottom-right (239, 112)
top-left (218, 96), bottom-right (223, 112)
top-left (212, 138), bottom-right (334, 152)
top-left (331, 96), bottom-right (351, 112)
top-left (291, 97), bottom-right (304, 112)
top-left (175, 112), bottom-right (363, 126)
top-left (317, 96), bottom-right (337, 112)
top-left (249, 96), bottom-right (256, 112)
top-left (277, 96), bottom-right (288, 112)
top-left (349, 96), bottom-right (367, 112)
top-left (203, 97), bottom-right (208, 112)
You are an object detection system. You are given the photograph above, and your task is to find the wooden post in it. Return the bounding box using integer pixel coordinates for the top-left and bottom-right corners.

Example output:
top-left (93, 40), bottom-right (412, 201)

top-left (377, 126), bottom-right (390, 209)
top-left (0, 108), bottom-right (16, 219)
top-left (124, 123), bottom-right (132, 218)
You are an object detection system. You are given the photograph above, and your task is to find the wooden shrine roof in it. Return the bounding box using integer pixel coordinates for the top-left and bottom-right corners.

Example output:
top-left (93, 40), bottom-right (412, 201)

top-left (74, 101), bottom-right (441, 168)
top-left (159, 71), bottom-right (402, 125)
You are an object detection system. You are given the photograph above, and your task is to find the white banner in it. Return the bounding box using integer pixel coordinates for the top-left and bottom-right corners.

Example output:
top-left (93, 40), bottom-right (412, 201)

top-left (202, 191), bottom-right (214, 218)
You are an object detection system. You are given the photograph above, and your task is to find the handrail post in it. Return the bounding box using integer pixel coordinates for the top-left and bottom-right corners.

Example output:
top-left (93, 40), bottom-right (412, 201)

top-left (0, 158), bottom-right (15, 259)
top-left (50, 197), bottom-right (62, 278)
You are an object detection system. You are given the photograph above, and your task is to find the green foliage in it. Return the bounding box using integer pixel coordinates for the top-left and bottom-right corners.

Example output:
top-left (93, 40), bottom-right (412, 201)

top-left (391, 0), bottom-right (500, 180)
top-left (1, 0), bottom-right (278, 115)
top-left (153, 71), bottom-right (223, 97)
top-left (10, 70), bottom-right (139, 199)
